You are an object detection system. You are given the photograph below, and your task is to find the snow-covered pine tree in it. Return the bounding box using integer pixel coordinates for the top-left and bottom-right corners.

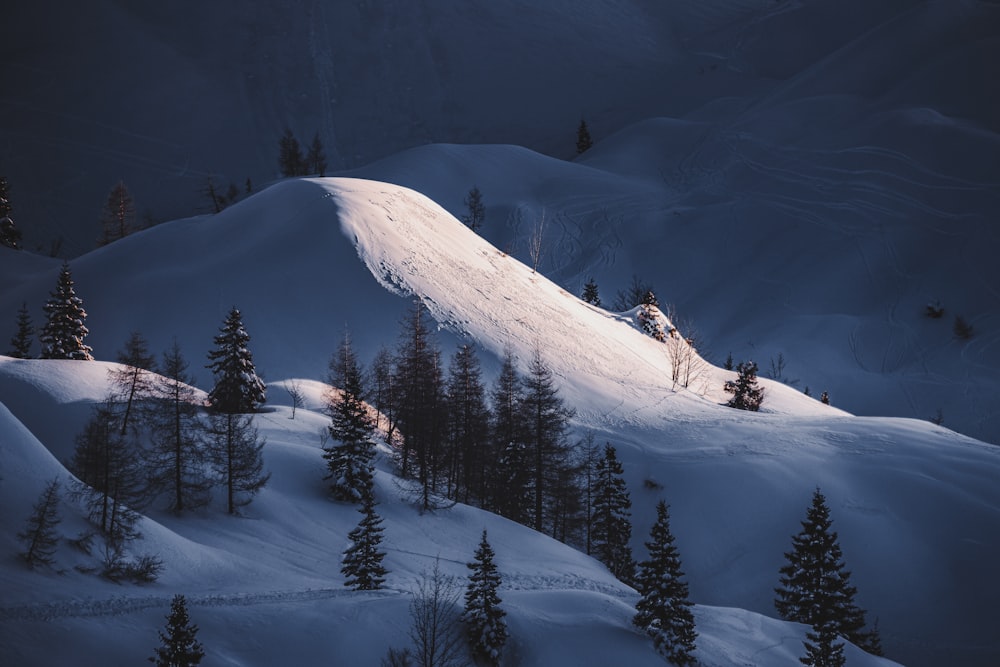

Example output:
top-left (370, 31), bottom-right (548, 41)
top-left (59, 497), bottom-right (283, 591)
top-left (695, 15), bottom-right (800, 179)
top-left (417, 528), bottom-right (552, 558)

top-left (40, 262), bottom-right (93, 360)
top-left (324, 333), bottom-right (376, 503)
top-left (576, 118), bottom-right (593, 154)
top-left (7, 301), bottom-right (33, 358)
top-left (460, 186), bottom-right (486, 232)
top-left (18, 479), bottom-right (62, 568)
top-left (341, 491), bottom-right (388, 591)
top-left (633, 500), bottom-right (697, 666)
top-left (591, 442), bottom-right (635, 583)
top-left (98, 180), bottom-right (136, 246)
top-left (463, 529), bottom-right (508, 667)
top-left (147, 341), bottom-right (211, 512)
top-left (206, 307), bottom-right (266, 414)
top-left (801, 619), bottom-right (846, 667)
top-left (0, 175), bottom-right (22, 250)
top-left (207, 412), bottom-right (270, 515)
top-left (151, 594), bottom-right (205, 667)
top-left (775, 489), bottom-right (879, 657)
top-left (724, 360), bottom-right (764, 411)
top-left (582, 277), bottom-right (601, 306)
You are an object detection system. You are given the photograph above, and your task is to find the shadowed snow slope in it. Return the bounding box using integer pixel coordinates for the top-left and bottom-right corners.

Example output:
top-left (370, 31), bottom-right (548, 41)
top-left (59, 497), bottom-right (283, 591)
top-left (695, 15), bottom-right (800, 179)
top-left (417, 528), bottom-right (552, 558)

top-left (1, 177), bottom-right (998, 666)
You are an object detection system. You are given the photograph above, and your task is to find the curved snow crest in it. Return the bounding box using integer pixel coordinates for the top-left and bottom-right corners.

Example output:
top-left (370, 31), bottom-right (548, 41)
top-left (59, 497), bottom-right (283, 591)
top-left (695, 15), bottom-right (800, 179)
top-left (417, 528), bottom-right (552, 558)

top-left (316, 177), bottom-right (834, 428)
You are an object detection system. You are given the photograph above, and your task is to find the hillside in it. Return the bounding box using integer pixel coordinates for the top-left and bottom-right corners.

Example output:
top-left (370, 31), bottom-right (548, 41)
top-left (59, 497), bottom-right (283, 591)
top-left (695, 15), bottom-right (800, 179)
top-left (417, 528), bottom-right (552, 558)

top-left (1, 177), bottom-right (998, 666)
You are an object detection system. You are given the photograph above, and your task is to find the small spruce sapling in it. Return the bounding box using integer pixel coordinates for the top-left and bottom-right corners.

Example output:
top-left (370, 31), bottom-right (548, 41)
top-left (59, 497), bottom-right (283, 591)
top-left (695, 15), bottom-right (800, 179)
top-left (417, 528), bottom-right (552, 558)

top-left (150, 594), bottom-right (205, 667)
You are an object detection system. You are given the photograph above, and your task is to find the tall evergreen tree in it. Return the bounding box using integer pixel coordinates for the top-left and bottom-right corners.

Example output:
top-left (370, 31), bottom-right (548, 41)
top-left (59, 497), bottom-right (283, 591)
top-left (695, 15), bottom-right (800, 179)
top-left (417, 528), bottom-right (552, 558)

top-left (148, 341), bottom-right (210, 512)
top-left (151, 594), bottom-right (205, 667)
top-left (775, 489), bottom-right (879, 658)
top-left (307, 132), bottom-right (328, 176)
top-left (18, 479), bottom-right (62, 568)
top-left (582, 278), bottom-right (601, 306)
top-left (40, 262), bottom-right (93, 360)
top-left (577, 433), bottom-right (601, 554)
top-left (633, 500), bottom-right (697, 666)
top-left (206, 307), bottom-right (266, 413)
top-left (110, 331), bottom-right (157, 436)
top-left (341, 492), bottom-right (388, 591)
top-left (591, 443), bottom-right (634, 583)
top-left (0, 175), bottom-right (22, 250)
top-left (278, 128), bottom-right (305, 177)
top-left (460, 186), bottom-right (486, 232)
top-left (98, 180), bottom-right (136, 246)
top-left (207, 412), bottom-right (269, 515)
top-left (489, 347), bottom-right (528, 521)
top-left (724, 360), bottom-right (764, 411)
top-left (576, 118), bottom-right (593, 154)
top-left (444, 343), bottom-right (491, 504)
top-left (369, 344), bottom-right (396, 437)
top-left (463, 530), bottom-right (508, 667)
top-left (521, 348), bottom-right (575, 534)
top-left (324, 333), bottom-right (376, 503)
top-left (7, 301), bottom-right (34, 358)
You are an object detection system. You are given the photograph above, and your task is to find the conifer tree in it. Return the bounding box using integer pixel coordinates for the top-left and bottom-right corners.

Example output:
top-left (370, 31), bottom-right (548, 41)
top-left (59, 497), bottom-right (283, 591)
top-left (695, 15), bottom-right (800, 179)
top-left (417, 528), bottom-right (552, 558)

top-left (341, 492), bottom-right (388, 591)
top-left (40, 262), bottom-right (93, 360)
top-left (460, 186), bottom-right (486, 232)
top-left (463, 530), bottom-right (508, 667)
top-left (591, 443), bottom-right (634, 582)
top-left (0, 176), bottom-right (22, 250)
top-left (148, 341), bottom-right (210, 512)
top-left (206, 307), bottom-right (266, 414)
top-left (207, 412), bottom-right (269, 515)
top-left (582, 277), bottom-right (601, 306)
top-left (18, 479), bottom-right (62, 568)
top-left (98, 180), bottom-right (136, 246)
top-left (576, 118), bottom-right (593, 154)
top-left (307, 131), bottom-right (328, 176)
top-left (633, 500), bottom-right (697, 666)
top-left (110, 331), bottom-right (157, 436)
top-left (8, 301), bottom-right (33, 358)
top-left (724, 360), bottom-right (764, 411)
top-left (324, 333), bottom-right (376, 503)
top-left (521, 348), bottom-right (575, 534)
top-left (801, 620), bottom-right (846, 667)
top-left (278, 128), bottom-right (305, 177)
top-left (444, 343), bottom-right (490, 504)
top-left (151, 594), bottom-right (205, 667)
top-left (489, 347), bottom-right (528, 521)
top-left (775, 489), bottom-right (879, 658)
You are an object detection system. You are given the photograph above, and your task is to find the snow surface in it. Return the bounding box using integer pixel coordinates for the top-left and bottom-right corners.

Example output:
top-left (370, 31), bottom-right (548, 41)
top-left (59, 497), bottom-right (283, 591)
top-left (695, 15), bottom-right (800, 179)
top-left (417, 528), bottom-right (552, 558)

top-left (1, 174), bottom-right (998, 666)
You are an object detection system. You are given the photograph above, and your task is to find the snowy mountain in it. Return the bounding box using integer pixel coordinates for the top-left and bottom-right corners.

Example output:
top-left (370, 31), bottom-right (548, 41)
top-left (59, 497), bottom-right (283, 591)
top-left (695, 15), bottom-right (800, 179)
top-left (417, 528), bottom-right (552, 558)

top-left (1, 176), bottom-right (998, 667)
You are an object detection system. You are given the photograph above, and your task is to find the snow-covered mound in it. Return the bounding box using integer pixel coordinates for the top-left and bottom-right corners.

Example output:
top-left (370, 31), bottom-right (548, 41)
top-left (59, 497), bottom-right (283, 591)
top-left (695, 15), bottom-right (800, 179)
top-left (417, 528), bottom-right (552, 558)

top-left (1, 176), bottom-right (998, 665)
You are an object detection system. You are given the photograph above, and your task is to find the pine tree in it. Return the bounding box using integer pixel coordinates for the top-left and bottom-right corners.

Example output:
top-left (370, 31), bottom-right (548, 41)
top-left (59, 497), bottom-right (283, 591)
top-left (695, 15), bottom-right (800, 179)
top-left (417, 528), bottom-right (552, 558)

top-left (98, 180), bottom-right (136, 246)
top-left (8, 301), bottom-right (34, 358)
top-left (444, 343), bottom-right (491, 504)
top-left (324, 333), bottom-right (376, 503)
top-left (110, 331), bottom-right (157, 436)
top-left (775, 489), bottom-right (877, 658)
top-left (0, 176), bottom-right (22, 250)
top-left (40, 262), bottom-right (94, 360)
top-left (633, 500), bottom-right (697, 666)
top-left (18, 479), bottom-right (62, 568)
top-left (521, 348), bottom-right (575, 534)
top-left (489, 347), bottom-right (529, 521)
top-left (207, 412), bottom-right (269, 515)
top-left (151, 594), bottom-right (205, 667)
top-left (801, 621), bottom-right (845, 667)
top-left (460, 186), bottom-right (486, 232)
top-left (582, 277), bottom-right (601, 306)
top-left (148, 341), bottom-right (210, 512)
top-left (463, 530), bottom-right (508, 667)
top-left (576, 118), bottom-right (593, 155)
top-left (278, 128), bottom-right (305, 177)
top-left (307, 132), bottom-right (328, 176)
top-left (341, 492), bottom-right (388, 591)
top-left (591, 443), bottom-right (634, 583)
top-left (206, 307), bottom-right (266, 414)
top-left (724, 360), bottom-right (764, 411)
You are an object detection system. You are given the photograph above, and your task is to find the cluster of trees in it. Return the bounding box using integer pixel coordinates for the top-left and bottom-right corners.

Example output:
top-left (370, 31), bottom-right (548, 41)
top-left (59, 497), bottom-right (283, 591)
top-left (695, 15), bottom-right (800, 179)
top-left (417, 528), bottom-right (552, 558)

top-left (278, 129), bottom-right (328, 178)
top-left (1, 176), bottom-right (23, 250)
top-left (6, 262), bottom-right (94, 361)
top-left (15, 308), bottom-right (270, 581)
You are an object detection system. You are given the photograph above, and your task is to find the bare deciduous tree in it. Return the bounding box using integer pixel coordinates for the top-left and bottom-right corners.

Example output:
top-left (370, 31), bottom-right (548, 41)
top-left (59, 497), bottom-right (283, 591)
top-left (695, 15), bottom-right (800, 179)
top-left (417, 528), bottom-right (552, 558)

top-left (409, 559), bottom-right (466, 667)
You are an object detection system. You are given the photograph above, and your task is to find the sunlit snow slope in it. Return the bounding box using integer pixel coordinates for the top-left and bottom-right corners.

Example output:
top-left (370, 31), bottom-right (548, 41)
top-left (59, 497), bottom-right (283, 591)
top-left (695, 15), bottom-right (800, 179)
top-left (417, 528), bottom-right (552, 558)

top-left (1, 177), bottom-right (998, 666)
